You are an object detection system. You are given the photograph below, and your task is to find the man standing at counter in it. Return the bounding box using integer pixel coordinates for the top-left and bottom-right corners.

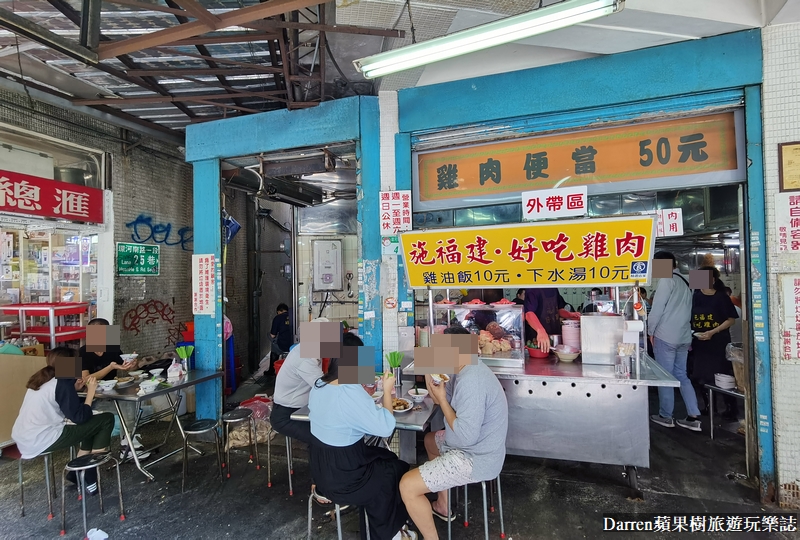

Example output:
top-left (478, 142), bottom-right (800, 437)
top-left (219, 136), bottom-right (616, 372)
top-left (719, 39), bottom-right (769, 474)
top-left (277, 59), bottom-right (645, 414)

top-left (524, 288), bottom-right (580, 353)
top-left (647, 252), bottom-right (702, 431)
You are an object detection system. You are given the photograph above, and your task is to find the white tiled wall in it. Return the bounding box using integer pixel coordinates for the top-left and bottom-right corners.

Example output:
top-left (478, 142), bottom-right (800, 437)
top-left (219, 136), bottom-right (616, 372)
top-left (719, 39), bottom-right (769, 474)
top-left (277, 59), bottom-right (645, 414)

top-left (763, 23), bottom-right (800, 509)
top-left (296, 235), bottom-right (360, 327)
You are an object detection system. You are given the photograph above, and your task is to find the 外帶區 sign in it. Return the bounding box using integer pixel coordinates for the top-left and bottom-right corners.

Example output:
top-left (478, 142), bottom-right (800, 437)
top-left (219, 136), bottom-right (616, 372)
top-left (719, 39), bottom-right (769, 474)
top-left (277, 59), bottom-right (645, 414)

top-left (0, 169), bottom-right (104, 223)
top-left (379, 190), bottom-right (412, 236)
top-left (192, 254), bottom-right (216, 316)
top-left (522, 185), bottom-right (587, 220)
top-left (399, 216), bottom-right (656, 289)
top-left (417, 113), bottom-right (738, 204)
top-left (117, 243), bottom-right (159, 276)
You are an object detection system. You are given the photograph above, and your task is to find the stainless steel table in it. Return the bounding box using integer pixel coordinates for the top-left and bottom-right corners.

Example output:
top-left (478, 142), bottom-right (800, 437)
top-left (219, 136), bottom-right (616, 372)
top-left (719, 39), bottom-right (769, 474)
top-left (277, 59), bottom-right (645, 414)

top-left (87, 370), bottom-right (223, 481)
top-left (290, 381), bottom-right (438, 464)
top-left (704, 384), bottom-right (745, 440)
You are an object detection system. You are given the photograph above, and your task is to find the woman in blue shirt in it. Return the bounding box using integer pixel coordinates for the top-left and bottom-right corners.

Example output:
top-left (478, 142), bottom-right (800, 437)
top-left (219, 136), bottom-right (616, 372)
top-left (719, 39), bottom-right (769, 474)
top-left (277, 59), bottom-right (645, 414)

top-left (309, 350), bottom-right (415, 540)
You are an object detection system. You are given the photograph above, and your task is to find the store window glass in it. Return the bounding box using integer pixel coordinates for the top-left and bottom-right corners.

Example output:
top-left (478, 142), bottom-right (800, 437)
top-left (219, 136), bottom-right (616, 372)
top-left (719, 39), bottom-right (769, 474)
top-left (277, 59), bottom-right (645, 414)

top-left (0, 123), bottom-right (106, 189)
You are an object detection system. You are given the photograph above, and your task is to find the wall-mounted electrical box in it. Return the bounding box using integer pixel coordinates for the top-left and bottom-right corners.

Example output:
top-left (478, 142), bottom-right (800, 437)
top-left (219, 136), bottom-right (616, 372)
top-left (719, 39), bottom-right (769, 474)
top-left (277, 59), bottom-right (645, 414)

top-left (313, 240), bottom-right (342, 291)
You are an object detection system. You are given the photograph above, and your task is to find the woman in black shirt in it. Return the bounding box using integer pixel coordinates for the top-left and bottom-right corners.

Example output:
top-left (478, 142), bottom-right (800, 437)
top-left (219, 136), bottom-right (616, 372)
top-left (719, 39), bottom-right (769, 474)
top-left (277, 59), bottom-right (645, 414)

top-left (690, 267), bottom-right (739, 419)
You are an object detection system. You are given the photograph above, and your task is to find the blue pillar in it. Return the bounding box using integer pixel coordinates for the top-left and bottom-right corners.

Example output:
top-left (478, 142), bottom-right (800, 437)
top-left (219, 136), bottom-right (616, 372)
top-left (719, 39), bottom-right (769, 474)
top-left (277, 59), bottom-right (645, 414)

top-left (395, 132), bottom-right (413, 324)
top-left (744, 85), bottom-right (775, 502)
top-left (357, 96), bottom-right (383, 371)
top-left (193, 158), bottom-right (223, 421)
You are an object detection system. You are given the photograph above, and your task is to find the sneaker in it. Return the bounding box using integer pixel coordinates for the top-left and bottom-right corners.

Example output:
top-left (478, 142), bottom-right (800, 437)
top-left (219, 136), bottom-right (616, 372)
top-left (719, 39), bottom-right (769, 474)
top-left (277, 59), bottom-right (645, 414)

top-left (677, 418), bottom-right (702, 432)
top-left (120, 447), bottom-right (152, 461)
top-left (121, 434), bottom-right (145, 450)
top-left (650, 415), bottom-right (675, 428)
top-left (82, 467), bottom-right (98, 497)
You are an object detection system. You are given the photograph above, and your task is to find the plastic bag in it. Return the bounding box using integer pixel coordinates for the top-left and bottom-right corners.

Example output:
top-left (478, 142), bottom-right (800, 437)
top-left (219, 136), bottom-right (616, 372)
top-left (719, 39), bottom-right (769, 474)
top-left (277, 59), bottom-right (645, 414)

top-left (240, 396), bottom-right (273, 419)
top-left (726, 342), bottom-right (744, 363)
top-left (226, 397), bottom-right (276, 450)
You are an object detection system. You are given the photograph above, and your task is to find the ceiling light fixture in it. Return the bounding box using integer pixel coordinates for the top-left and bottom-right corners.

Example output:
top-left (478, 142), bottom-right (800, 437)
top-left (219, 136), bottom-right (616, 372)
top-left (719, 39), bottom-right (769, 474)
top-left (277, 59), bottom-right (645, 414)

top-left (353, 0), bottom-right (624, 79)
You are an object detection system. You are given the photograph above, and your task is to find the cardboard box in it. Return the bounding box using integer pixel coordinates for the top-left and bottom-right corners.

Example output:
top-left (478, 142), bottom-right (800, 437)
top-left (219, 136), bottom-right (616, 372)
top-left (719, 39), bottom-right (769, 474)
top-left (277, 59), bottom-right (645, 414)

top-left (0, 354), bottom-right (47, 448)
top-left (20, 344), bottom-right (45, 357)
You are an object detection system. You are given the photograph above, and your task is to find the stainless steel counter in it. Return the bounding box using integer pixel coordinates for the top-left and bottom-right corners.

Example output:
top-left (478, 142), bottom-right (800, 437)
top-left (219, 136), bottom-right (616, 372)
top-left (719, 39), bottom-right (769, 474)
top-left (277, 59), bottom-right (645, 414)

top-left (488, 354), bottom-right (679, 388)
top-left (403, 352), bottom-right (678, 477)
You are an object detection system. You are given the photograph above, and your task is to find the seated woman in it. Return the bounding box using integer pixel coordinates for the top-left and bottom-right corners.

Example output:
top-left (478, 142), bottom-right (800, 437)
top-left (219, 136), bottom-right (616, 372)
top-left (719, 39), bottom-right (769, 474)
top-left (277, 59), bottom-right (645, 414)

top-left (308, 344), bottom-right (416, 540)
top-left (12, 347), bottom-right (115, 495)
top-left (270, 317), bottom-right (331, 445)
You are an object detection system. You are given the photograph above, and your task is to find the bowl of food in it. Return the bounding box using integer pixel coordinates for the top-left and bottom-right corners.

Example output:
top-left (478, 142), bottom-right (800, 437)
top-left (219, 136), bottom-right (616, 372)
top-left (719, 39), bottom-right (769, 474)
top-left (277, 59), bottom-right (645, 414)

top-left (554, 349), bottom-right (580, 363)
top-left (430, 373), bottom-right (451, 386)
top-left (128, 370), bottom-right (144, 378)
top-left (140, 380), bottom-right (159, 394)
top-left (149, 368), bottom-right (164, 377)
top-left (120, 353), bottom-right (139, 362)
top-left (408, 388), bottom-right (428, 403)
top-left (114, 376), bottom-right (135, 387)
top-left (372, 390), bottom-right (384, 402)
top-left (392, 398), bottom-right (413, 413)
top-left (97, 380), bottom-right (117, 391)
top-left (526, 342), bottom-right (549, 359)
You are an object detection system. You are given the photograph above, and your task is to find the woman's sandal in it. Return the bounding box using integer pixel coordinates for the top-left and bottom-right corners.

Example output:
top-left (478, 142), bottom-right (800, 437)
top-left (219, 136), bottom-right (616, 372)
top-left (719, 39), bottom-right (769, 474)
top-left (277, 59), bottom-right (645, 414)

top-left (432, 508), bottom-right (456, 522)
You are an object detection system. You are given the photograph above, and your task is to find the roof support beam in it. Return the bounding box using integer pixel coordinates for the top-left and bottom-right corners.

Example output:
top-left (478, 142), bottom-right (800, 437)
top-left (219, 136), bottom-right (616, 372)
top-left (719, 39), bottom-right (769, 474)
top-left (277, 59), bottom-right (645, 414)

top-left (126, 67), bottom-right (281, 76)
top-left (74, 90), bottom-right (288, 105)
top-left (247, 19), bottom-right (405, 38)
top-left (162, 32), bottom-right (279, 46)
top-left (0, 6), bottom-right (97, 63)
top-left (79, 0), bottom-right (102, 50)
top-left (97, 0), bottom-right (323, 59)
top-left (169, 0), bottom-right (220, 28)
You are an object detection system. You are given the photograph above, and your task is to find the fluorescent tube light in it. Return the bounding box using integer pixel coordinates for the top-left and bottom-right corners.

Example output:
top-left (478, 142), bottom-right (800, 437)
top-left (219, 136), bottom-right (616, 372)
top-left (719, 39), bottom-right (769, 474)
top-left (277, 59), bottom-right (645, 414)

top-left (354, 0), bottom-right (624, 79)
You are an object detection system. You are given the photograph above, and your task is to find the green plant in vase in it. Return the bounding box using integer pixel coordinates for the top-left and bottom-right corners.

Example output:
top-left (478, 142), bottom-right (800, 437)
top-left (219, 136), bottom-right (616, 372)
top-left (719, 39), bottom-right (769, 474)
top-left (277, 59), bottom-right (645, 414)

top-left (385, 351), bottom-right (404, 390)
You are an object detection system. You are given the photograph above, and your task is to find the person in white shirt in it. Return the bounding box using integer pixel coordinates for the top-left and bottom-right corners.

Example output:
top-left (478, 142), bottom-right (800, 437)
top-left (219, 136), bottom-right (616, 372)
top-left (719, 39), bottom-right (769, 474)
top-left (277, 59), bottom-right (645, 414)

top-left (12, 347), bottom-right (115, 495)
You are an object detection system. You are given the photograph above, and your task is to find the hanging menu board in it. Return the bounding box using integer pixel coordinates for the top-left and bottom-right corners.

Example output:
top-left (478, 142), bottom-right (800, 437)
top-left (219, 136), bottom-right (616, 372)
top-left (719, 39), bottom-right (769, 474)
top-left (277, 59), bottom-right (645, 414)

top-left (117, 243), bottom-right (159, 276)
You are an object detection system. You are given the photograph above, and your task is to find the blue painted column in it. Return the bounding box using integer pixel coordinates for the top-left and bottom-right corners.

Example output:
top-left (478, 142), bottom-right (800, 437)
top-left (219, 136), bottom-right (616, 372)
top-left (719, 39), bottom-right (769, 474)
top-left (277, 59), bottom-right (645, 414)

top-left (744, 85), bottom-right (776, 502)
top-left (193, 158), bottom-right (223, 421)
top-left (395, 132), bottom-right (413, 324)
top-left (357, 96), bottom-right (383, 371)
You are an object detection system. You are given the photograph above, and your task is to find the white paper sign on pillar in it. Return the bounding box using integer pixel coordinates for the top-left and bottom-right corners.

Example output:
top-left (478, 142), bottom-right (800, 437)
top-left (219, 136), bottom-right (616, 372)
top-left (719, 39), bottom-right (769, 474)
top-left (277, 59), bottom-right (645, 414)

top-left (522, 186), bottom-right (587, 221)
top-left (192, 254), bottom-right (216, 316)
top-left (656, 208), bottom-right (684, 237)
top-left (379, 190), bottom-right (412, 236)
top-left (776, 193), bottom-right (800, 252)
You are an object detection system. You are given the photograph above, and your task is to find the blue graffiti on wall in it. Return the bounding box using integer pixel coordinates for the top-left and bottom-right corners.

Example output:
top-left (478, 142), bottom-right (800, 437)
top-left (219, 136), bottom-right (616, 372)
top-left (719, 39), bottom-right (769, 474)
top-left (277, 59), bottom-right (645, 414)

top-left (125, 214), bottom-right (193, 251)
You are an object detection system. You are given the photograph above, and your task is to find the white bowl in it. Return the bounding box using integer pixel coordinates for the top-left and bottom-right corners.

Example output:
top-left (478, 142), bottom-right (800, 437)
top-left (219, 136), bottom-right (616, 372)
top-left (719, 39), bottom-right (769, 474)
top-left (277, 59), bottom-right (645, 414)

top-left (120, 353), bottom-right (139, 362)
top-left (149, 368), bottom-right (164, 377)
top-left (554, 350), bottom-right (580, 363)
top-left (372, 391), bottom-right (384, 402)
top-left (128, 370), bottom-right (144, 377)
top-left (97, 380), bottom-right (117, 390)
top-left (430, 374), bottom-right (451, 386)
top-left (140, 380), bottom-right (159, 394)
top-left (408, 388), bottom-right (428, 403)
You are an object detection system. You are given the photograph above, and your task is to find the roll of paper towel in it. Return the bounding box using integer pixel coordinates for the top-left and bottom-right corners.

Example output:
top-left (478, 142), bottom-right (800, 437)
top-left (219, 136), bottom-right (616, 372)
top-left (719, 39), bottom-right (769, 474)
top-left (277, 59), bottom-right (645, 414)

top-left (624, 320), bottom-right (645, 333)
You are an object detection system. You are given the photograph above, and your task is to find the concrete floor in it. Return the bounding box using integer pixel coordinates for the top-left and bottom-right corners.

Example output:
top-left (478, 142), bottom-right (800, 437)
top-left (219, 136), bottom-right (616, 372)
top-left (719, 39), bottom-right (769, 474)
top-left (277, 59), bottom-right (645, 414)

top-left (0, 377), bottom-right (793, 540)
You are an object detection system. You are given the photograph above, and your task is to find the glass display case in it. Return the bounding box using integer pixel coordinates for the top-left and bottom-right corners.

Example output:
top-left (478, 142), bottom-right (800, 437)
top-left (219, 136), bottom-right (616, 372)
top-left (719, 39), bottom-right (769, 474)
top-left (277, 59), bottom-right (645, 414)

top-left (0, 230), bottom-right (98, 314)
top-left (429, 302), bottom-right (524, 367)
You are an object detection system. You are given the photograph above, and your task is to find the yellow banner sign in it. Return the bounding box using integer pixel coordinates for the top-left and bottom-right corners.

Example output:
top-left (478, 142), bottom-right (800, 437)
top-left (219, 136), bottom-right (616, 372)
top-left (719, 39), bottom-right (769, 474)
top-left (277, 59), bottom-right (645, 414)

top-left (417, 113), bottom-right (737, 202)
top-left (399, 216), bottom-right (656, 288)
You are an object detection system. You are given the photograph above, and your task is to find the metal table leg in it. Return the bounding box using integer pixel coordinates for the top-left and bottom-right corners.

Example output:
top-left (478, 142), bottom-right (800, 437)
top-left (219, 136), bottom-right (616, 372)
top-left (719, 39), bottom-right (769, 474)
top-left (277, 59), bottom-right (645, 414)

top-left (398, 430), bottom-right (416, 464)
top-left (114, 400), bottom-right (153, 481)
top-left (709, 387), bottom-right (715, 441)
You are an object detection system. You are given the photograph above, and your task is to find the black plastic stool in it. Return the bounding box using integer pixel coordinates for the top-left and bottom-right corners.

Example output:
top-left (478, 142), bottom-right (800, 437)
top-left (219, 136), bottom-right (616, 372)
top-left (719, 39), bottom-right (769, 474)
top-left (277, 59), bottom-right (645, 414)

top-left (182, 419), bottom-right (224, 493)
top-left (60, 453), bottom-right (124, 538)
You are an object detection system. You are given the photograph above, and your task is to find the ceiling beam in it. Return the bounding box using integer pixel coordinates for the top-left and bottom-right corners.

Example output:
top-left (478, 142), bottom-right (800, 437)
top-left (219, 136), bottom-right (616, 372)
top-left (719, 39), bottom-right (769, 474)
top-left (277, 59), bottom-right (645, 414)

top-left (97, 0), bottom-right (323, 59)
top-left (162, 32), bottom-right (279, 46)
top-left (247, 19), bottom-right (405, 38)
top-left (104, 0), bottom-right (190, 17)
top-left (126, 67), bottom-right (281, 76)
top-left (0, 6), bottom-right (97, 63)
top-left (74, 90), bottom-right (288, 105)
top-left (192, 99), bottom-right (260, 114)
top-left (154, 46), bottom-right (279, 71)
top-left (44, 0), bottom-right (196, 119)
top-left (79, 0), bottom-right (102, 50)
top-left (168, 0), bottom-right (221, 28)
